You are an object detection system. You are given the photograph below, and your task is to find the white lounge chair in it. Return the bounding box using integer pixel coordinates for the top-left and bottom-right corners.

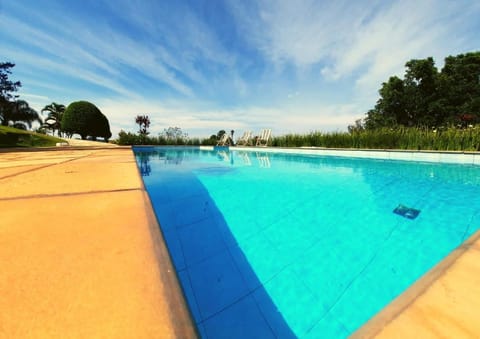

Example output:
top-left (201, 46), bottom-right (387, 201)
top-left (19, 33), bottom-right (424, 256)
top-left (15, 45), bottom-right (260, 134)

top-left (255, 129), bottom-right (271, 147)
top-left (236, 131), bottom-right (253, 146)
top-left (216, 133), bottom-right (230, 146)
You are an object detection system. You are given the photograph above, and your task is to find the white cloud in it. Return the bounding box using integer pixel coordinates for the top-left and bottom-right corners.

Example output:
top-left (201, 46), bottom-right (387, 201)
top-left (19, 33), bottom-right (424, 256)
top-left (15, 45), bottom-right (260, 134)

top-left (228, 0), bottom-right (480, 105)
top-left (97, 95), bottom-right (363, 141)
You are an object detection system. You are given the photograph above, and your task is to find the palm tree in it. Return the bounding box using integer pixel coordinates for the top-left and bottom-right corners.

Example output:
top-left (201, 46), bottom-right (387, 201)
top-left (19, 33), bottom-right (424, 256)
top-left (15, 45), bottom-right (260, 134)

top-left (41, 102), bottom-right (65, 137)
top-left (0, 99), bottom-right (42, 129)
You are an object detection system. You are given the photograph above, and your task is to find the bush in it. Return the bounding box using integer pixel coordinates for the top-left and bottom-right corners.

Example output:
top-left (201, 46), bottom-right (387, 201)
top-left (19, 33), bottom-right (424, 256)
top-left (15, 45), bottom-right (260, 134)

top-left (61, 101), bottom-right (111, 140)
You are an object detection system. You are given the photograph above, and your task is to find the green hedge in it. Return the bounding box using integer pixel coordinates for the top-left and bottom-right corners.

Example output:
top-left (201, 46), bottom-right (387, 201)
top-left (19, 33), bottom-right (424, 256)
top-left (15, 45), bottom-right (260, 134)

top-left (61, 101), bottom-right (111, 140)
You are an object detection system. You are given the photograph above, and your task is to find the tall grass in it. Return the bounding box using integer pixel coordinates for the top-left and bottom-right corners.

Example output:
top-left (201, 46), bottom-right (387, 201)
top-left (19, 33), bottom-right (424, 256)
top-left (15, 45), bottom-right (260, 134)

top-left (271, 127), bottom-right (480, 151)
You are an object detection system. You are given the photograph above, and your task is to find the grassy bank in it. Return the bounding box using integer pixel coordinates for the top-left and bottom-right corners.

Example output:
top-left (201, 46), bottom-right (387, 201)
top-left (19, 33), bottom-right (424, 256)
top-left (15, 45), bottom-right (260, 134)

top-left (0, 126), bottom-right (64, 148)
top-left (271, 127), bottom-right (480, 151)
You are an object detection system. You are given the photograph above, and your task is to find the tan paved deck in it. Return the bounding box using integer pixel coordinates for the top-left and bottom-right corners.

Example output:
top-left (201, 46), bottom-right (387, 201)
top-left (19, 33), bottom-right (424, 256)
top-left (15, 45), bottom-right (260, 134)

top-left (0, 146), bottom-right (197, 338)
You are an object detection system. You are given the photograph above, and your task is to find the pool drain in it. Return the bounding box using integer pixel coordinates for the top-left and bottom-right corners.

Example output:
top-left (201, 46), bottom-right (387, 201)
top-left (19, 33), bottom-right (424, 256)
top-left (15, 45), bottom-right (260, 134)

top-left (393, 204), bottom-right (420, 220)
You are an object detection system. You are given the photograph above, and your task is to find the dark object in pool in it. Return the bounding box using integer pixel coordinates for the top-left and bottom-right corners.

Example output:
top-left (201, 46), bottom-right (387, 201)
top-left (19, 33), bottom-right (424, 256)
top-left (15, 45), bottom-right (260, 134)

top-left (393, 204), bottom-right (420, 220)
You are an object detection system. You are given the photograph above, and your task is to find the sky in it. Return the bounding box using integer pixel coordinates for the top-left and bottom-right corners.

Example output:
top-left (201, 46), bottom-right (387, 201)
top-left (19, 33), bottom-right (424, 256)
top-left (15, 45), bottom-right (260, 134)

top-left (1, 0), bottom-right (479, 138)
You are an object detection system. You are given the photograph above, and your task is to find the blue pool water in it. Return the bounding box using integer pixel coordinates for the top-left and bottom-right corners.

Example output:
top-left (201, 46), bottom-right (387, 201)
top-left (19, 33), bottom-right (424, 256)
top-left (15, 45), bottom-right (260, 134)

top-left (134, 147), bottom-right (480, 338)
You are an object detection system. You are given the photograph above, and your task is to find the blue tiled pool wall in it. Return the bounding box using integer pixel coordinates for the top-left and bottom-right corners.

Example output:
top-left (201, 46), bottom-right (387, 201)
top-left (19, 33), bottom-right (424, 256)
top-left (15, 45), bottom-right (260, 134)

top-left (141, 160), bottom-right (295, 338)
top-left (134, 148), bottom-right (480, 338)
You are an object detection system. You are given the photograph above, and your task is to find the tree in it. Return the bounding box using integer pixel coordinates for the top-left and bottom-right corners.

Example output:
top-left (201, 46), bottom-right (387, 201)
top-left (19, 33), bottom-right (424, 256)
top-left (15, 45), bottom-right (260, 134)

top-left (0, 62), bottom-right (22, 126)
top-left (61, 101), bottom-right (111, 141)
top-left (161, 127), bottom-right (188, 144)
top-left (0, 62), bottom-right (21, 102)
top-left (403, 57), bottom-right (439, 126)
top-left (42, 102), bottom-right (66, 136)
top-left (1, 99), bottom-right (42, 129)
top-left (348, 119), bottom-right (365, 133)
top-left (135, 115), bottom-right (150, 135)
top-left (439, 52), bottom-right (480, 123)
top-left (364, 52), bottom-right (480, 129)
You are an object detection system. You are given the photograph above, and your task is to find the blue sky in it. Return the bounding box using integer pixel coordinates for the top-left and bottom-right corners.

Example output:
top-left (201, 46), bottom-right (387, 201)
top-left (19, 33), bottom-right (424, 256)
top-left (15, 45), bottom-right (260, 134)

top-left (1, 0), bottom-right (479, 138)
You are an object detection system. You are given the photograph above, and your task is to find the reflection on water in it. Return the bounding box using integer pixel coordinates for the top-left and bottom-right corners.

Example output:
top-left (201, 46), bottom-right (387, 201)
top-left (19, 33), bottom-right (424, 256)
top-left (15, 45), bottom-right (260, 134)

top-left (137, 152), bottom-right (151, 176)
top-left (256, 152), bottom-right (271, 168)
top-left (135, 148), bottom-right (276, 173)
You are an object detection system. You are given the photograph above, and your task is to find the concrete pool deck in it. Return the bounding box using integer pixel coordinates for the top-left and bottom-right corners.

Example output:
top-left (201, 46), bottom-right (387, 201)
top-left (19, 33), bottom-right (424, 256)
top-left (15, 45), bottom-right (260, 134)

top-left (0, 145), bottom-right (197, 338)
top-left (1, 144), bottom-right (479, 338)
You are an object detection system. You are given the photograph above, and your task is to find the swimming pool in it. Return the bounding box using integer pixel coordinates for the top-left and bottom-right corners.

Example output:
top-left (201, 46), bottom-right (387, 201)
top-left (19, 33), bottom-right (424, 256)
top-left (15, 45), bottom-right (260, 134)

top-left (134, 146), bottom-right (480, 338)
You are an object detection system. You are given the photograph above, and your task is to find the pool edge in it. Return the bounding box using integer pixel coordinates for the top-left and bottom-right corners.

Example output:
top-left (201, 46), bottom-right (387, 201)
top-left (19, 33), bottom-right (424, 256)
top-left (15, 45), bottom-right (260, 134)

top-left (351, 229), bottom-right (480, 338)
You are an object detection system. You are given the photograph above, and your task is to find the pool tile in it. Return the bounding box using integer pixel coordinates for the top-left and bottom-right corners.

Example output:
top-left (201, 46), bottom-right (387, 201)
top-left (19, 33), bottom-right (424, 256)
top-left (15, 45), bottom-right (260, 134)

top-left (196, 323), bottom-right (208, 339)
top-left (303, 313), bottom-right (350, 339)
top-left (177, 269), bottom-right (202, 323)
top-left (264, 218), bottom-right (320, 260)
top-left (231, 232), bottom-right (287, 287)
top-left (412, 152), bottom-right (440, 163)
top-left (221, 214), bottom-right (260, 246)
top-left (329, 267), bottom-right (403, 333)
top-left (162, 229), bottom-right (186, 271)
top-left (252, 290), bottom-right (297, 338)
top-left (166, 176), bottom-right (206, 200)
top-left (187, 251), bottom-right (250, 320)
top-left (256, 268), bottom-right (325, 337)
top-left (178, 218), bottom-right (227, 267)
top-left (173, 194), bottom-right (215, 227)
top-left (151, 204), bottom-right (177, 231)
top-left (439, 153), bottom-right (473, 165)
top-left (293, 246), bottom-right (349, 310)
top-left (202, 295), bottom-right (276, 339)
top-left (145, 184), bottom-right (171, 204)
top-left (474, 154), bottom-right (480, 166)
top-left (389, 151), bottom-right (413, 162)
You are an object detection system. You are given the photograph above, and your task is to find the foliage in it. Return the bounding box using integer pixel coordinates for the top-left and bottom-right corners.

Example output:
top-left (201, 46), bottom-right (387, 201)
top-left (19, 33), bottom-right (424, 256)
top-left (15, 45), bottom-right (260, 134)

top-left (0, 125), bottom-right (64, 148)
top-left (0, 62), bottom-right (21, 117)
top-left (347, 119), bottom-right (365, 133)
top-left (135, 115), bottom-right (150, 135)
top-left (61, 101), bottom-right (112, 140)
top-left (42, 102), bottom-right (65, 136)
top-left (161, 126), bottom-right (189, 144)
top-left (1, 99), bottom-right (42, 129)
top-left (116, 128), bottom-right (214, 146)
top-left (0, 62), bottom-right (42, 129)
top-left (365, 51), bottom-right (480, 129)
top-left (272, 127), bottom-right (480, 151)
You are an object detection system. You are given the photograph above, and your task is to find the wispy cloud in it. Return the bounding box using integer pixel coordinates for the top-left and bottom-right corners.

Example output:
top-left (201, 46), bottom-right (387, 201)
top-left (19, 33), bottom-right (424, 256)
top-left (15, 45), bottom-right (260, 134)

top-left (1, 0), bottom-right (478, 138)
top-left (228, 0), bottom-right (480, 100)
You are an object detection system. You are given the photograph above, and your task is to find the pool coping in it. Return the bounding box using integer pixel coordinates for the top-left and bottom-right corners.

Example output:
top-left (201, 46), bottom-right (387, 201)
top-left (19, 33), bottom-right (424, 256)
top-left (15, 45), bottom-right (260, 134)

top-left (233, 146), bottom-right (480, 166)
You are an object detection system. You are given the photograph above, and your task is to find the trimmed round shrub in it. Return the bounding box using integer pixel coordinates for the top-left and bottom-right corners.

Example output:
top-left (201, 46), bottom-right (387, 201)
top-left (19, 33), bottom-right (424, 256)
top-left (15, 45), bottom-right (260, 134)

top-left (61, 101), bottom-right (111, 141)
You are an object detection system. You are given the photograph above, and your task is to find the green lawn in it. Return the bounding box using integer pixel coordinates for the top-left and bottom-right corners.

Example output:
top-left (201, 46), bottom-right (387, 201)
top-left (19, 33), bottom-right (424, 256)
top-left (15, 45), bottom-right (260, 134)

top-left (0, 126), bottom-right (65, 148)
